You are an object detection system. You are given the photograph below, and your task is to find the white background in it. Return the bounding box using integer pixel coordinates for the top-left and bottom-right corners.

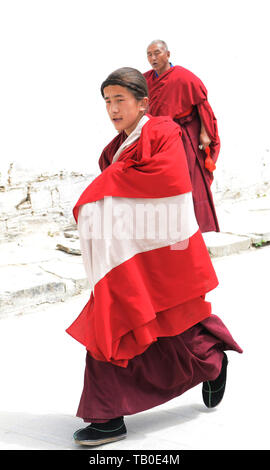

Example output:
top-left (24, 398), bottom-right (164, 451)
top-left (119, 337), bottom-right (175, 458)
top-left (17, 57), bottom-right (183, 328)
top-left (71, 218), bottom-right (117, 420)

top-left (0, 1), bottom-right (269, 450)
top-left (0, 0), bottom-right (269, 190)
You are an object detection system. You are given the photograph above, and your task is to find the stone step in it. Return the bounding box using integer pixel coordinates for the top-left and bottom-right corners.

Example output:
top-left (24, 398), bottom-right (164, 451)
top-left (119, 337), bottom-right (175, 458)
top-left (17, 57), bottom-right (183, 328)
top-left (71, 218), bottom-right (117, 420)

top-left (216, 201), bottom-right (270, 247)
top-left (0, 265), bottom-right (67, 318)
top-left (0, 261), bottom-right (89, 319)
top-left (202, 231), bottom-right (251, 257)
top-left (56, 238), bottom-right (81, 255)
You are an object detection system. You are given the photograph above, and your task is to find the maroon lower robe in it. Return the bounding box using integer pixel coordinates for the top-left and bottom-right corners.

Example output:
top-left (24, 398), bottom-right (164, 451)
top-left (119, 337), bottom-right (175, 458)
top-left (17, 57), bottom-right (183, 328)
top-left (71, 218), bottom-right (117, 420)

top-left (144, 66), bottom-right (220, 233)
top-left (77, 314), bottom-right (242, 422)
top-left (175, 108), bottom-right (220, 232)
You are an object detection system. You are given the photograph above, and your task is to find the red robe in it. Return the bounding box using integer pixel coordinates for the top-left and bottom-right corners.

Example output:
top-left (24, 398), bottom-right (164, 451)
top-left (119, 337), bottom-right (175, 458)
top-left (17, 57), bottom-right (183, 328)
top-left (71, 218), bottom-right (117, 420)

top-left (66, 116), bottom-right (219, 368)
top-left (67, 115), bottom-right (242, 422)
top-left (144, 66), bottom-right (220, 232)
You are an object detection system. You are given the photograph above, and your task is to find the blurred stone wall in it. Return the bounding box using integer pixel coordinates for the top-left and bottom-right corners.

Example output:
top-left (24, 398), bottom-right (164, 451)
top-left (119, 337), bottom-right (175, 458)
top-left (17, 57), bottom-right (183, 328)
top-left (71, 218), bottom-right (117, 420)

top-left (0, 163), bottom-right (94, 242)
top-left (1, 152), bottom-right (270, 243)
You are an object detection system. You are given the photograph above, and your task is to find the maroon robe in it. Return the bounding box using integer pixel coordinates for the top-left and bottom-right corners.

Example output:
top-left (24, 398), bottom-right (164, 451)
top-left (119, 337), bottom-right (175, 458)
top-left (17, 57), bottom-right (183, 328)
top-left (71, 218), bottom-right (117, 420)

top-left (77, 316), bottom-right (242, 422)
top-left (74, 119), bottom-right (242, 422)
top-left (144, 66), bottom-right (220, 232)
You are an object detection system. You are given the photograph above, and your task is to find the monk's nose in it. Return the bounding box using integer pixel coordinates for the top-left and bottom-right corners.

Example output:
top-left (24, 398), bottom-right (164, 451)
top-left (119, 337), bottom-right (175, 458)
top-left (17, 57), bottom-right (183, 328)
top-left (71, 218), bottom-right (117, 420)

top-left (110, 101), bottom-right (119, 112)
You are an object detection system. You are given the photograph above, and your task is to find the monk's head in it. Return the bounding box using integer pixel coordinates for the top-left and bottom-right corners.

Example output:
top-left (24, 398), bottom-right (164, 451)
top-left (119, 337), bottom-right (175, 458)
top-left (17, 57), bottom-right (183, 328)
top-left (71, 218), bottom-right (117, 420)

top-left (147, 40), bottom-right (171, 76)
top-left (101, 67), bottom-right (149, 136)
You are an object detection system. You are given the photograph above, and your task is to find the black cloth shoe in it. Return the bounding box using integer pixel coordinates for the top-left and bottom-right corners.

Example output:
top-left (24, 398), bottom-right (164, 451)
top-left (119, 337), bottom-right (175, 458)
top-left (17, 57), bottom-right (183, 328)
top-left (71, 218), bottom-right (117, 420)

top-left (202, 352), bottom-right (228, 408)
top-left (73, 417), bottom-right (127, 446)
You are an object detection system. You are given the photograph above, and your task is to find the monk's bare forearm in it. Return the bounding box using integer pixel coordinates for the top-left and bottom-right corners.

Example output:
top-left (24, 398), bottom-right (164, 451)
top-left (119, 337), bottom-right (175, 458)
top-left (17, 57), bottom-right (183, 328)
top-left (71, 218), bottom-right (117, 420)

top-left (197, 108), bottom-right (211, 149)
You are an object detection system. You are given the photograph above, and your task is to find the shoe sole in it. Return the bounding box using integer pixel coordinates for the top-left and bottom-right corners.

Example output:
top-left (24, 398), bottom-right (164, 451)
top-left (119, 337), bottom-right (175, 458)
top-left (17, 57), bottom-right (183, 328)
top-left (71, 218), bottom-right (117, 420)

top-left (74, 433), bottom-right (127, 446)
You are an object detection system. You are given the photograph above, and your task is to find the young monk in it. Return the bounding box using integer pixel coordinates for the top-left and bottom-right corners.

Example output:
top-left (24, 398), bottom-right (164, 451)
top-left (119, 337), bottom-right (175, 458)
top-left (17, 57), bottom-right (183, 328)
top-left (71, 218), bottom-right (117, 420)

top-left (67, 67), bottom-right (242, 447)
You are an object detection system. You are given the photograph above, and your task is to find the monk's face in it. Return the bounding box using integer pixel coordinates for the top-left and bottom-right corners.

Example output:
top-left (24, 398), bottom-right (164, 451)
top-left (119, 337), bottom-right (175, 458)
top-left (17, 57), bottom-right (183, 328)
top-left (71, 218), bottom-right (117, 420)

top-left (147, 43), bottom-right (170, 76)
top-left (103, 85), bottom-right (148, 135)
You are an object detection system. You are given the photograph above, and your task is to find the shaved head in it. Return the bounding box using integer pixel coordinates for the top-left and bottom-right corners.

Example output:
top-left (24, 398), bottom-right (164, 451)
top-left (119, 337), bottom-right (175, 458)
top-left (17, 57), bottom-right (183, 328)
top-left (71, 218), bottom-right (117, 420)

top-left (146, 40), bottom-right (171, 76)
top-left (147, 39), bottom-right (169, 52)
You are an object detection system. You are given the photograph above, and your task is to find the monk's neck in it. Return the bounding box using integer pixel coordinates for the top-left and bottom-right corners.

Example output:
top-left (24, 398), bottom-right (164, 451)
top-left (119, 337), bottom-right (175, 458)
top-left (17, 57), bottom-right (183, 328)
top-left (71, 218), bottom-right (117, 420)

top-left (155, 63), bottom-right (173, 78)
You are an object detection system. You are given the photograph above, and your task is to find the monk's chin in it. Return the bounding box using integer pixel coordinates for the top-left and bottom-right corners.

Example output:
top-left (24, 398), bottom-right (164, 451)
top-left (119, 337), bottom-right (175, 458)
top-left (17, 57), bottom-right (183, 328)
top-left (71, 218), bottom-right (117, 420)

top-left (112, 120), bottom-right (124, 131)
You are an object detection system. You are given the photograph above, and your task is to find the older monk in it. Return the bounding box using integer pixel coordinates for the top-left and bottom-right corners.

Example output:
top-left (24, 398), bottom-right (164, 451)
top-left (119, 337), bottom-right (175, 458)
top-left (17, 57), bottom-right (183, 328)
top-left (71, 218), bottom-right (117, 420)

top-left (144, 40), bottom-right (220, 233)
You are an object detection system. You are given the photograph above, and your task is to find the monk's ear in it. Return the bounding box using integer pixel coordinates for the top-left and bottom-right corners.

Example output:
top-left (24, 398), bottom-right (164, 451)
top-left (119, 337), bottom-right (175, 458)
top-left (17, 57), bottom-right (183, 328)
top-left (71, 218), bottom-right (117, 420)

top-left (167, 50), bottom-right (171, 59)
top-left (139, 97), bottom-right (149, 113)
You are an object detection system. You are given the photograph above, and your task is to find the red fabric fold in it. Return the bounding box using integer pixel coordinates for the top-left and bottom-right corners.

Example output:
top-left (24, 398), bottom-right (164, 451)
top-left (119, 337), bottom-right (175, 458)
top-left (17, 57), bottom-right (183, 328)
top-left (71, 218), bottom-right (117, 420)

top-left (144, 66), bottom-right (220, 165)
top-left (66, 230), bottom-right (218, 367)
top-left (66, 116), bottom-right (219, 367)
top-left (73, 117), bottom-right (191, 223)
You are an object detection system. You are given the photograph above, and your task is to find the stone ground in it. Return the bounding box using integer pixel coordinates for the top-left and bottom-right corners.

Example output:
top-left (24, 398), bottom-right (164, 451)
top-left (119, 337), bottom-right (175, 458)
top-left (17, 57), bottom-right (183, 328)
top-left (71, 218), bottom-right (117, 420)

top-left (0, 193), bottom-right (269, 450)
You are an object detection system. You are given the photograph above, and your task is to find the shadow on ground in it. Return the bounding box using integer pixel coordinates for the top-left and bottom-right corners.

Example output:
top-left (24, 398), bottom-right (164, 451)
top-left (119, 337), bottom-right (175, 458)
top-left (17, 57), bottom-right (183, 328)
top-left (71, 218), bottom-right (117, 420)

top-left (0, 403), bottom-right (214, 450)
